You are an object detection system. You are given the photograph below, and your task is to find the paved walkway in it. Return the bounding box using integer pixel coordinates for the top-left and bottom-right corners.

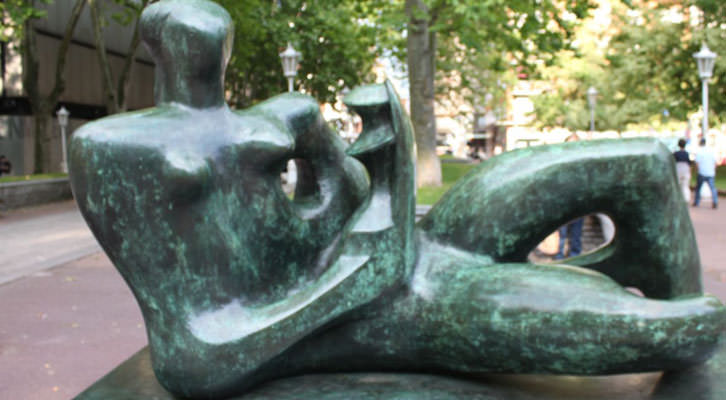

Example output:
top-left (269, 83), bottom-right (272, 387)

top-left (1, 200), bottom-right (726, 399)
top-left (691, 203), bottom-right (726, 290)
top-left (0, 201), bottom-right (101, 286)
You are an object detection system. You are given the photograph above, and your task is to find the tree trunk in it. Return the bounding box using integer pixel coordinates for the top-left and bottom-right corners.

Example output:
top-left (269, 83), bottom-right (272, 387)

top-left (33, 113), bottom-right (52, 172)
top-left (89, 0), bottom-right (119, 114)
top-left (90, 0), bottom-right (151, 115)
top-left (406, 0), bottom-right (441, 188)
top-left (23, 0), bottom-right (86, 173)
top-left (22, 17), bottom-right (43, 173)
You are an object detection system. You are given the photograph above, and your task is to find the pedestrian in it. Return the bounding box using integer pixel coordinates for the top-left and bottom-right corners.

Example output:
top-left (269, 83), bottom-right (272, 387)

top-left (673, 139), bottom-right (692, 202)
top-left (555, 133), bottom-right (584, 260)
top-left (693, 138), bottom-right (718, 209)
top-left (554, 218), bottom-right (584, 260)
top-left (0, 155), bottom-right (11, 177)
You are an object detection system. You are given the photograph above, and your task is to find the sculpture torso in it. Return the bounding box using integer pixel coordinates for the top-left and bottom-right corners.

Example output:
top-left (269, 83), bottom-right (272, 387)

top-left (74, 105), bottom-right (347, 308)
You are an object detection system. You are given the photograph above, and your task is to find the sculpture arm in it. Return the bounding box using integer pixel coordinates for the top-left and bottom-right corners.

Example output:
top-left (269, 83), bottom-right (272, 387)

top-left (418, 138), bottom-right (701, 299)
top-left (245, 93), bottom-right (369, 225)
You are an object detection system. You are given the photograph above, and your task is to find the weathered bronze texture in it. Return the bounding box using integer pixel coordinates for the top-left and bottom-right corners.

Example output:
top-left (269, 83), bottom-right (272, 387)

top-left (70, 0), bottom-right (726, 398)
top-left (73, 341), bottom-right (726, 400)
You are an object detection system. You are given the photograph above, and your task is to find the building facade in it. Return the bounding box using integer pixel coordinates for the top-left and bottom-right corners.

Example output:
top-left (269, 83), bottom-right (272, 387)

top-left (0, 0), bottom-right (155, 175)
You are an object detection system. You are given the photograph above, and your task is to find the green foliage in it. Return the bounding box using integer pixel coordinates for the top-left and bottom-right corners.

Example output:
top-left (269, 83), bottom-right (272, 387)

top-left (606, 6), bottom-right (700, 124)
top-left (533, 1), bottom-right (726, 131)
top-left (0, 0), bottom-right (50, 41)
top-left (213, 0), bottom-right (392, 108)
top-left (105, 0), bottom-right (150, 26)
top-left (406, 0), bottom-right (596, 110)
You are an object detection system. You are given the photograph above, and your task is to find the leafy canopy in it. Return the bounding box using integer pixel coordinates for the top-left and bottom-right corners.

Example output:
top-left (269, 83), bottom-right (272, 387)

top-left (213, 0), bottom-right (393, 108)
top-left (0, 0), bottom-right (50, 41)
top-left (532, 0), bottom-right (726, 131)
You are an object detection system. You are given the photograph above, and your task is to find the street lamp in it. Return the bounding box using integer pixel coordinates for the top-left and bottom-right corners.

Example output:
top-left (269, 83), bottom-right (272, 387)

top-left (694, 43), bottom-right (717, 138)
top-left (587, 86), bottom-right (598, 133)
top-left (56, 106), bottom-right (69, 173)
top-left (279, 42), bottom-right (301, 93)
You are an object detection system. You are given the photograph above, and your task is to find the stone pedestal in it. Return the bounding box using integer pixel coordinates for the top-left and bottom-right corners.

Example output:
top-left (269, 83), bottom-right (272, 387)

top-left (75, 340), bottom-right (726, 400)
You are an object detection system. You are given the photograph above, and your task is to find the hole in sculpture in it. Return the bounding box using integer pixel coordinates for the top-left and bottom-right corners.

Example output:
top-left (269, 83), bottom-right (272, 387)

top-left (625, 287), bottom-right (645, 297)
top-left (280, 158), bottom-right (323, 219)
top-left (528, 214), bottom-right (615, 263)
top-left (280, 159), bottom-right (299, 199)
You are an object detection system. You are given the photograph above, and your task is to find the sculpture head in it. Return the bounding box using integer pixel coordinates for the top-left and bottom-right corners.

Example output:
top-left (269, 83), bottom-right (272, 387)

top-left (140, 0), bottom-right (234, 108)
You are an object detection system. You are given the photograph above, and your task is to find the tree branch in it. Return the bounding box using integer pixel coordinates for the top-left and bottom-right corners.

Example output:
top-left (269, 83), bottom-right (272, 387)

top-left (89, 0), bottom-right (118, 114)
top-left (116, 0), bottom-right (152, 113)
top-left (21, 18), bottom-right (40, 105)
top-left (47, 0), bottom-right (86, 104)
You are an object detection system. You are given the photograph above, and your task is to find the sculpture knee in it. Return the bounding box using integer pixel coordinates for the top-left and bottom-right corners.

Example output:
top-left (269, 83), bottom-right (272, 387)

top-left (150, 341), bottom-right (264, 399)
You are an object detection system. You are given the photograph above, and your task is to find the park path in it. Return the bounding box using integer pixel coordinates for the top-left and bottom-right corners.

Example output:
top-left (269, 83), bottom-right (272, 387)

top-left (0, 201), bottom-right (101, 286)
top-left (0, 200), bottom-right (725, 399)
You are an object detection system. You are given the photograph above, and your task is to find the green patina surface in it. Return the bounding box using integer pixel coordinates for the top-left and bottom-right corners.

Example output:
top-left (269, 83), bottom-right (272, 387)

top-left (70, 0), bottom-right (726, 399)
top-left (76, 339), bottom-right (726, 400)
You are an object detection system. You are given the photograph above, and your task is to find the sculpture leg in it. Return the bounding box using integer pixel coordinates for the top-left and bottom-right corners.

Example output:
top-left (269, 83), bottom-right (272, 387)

top-left (418, 138), bottom-right (701, 299)
top-left (278, 238), bottom-right (726, 376)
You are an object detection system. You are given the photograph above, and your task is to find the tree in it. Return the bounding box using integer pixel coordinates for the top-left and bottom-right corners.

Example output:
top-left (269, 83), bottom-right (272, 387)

top-left (605, 6), bottom-right (697, 127)
top-left (402, 0), bottom-right (595, 187)
top-left (0, 1), bottom-right (49, 42)
top-left (21, 0), bottom-right (86, 173)
top-left (213, 0), bottom-right (391, 108)
top-left (533, 0), bottom-right (726, 134)
top-left (532, 1), bottom-right (687, 133)
top-left (88, 0), bottom-right (156, 114)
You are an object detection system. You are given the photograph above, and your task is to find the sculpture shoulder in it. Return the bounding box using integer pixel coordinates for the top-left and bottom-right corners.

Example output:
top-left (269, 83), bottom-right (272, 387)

top-left (72, 105), bottom-right (295, 157)
top-left (72, 106), bottom-right (175, 144)
top-left (244, 93), bottom-right (324, 139)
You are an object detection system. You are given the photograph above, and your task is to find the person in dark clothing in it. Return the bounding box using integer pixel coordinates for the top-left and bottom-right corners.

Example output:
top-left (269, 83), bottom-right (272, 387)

top-left (554, 133), bottom-right (584, 260)
top-left (673, 139), bottom-right (692, 202)
top-left (0, 155), bottom-right (11, 177)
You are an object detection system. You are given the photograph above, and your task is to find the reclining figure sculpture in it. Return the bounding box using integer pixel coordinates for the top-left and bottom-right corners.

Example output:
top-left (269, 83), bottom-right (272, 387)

top-left (69, 0), bottom-right (726, 398)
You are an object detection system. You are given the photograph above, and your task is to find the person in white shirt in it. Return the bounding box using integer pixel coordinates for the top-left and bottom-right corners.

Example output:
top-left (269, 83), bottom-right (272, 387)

top-left (693, 138), bottom-right (718, 209)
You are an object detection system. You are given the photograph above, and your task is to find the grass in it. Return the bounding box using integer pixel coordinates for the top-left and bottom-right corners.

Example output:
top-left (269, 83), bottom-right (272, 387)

top-left (417, 162), bottom-right (478, 205)
top-left (0, 173), bottom-right (68, 184)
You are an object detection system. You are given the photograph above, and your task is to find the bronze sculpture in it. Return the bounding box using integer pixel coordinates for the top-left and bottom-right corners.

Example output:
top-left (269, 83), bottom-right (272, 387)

top-left (70, 0), bottom-right (726, 398)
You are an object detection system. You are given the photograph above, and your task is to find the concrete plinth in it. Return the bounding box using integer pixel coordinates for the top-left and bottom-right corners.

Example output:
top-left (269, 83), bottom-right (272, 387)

top-left (75, 341), bottom-right (726, 400)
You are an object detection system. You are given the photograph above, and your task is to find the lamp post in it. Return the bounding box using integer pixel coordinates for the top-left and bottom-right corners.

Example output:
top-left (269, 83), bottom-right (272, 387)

top-left (279, 43), bottom-right (302, 191)
top-left (279, 43), bottom-right (301, 93)
top-left (56, 106), bottom-right (69, 173)
top-left (587, 86), bottom-right (598, 133)
top-left (694, 43), bottom-right (717, 138)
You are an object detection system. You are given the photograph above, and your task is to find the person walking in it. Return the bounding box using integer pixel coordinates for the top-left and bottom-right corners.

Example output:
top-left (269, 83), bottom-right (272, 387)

top-left (554, 218), bottom-right (584, 260)
top-left (693, 138), bottom-right (718, 209)
top-left (673, 139), bottom-right (692, 202)
top-left (555, 133), bottom-right (584, 260)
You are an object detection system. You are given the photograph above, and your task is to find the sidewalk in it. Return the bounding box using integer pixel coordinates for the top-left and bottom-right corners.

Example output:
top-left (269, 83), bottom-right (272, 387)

top-left (0, 253), bottom-right (145, 400)
top-left (2, 201), bottom-right (726, 399)
top-left (689, 203), bottom-right (726, 298)
top-left (0, 201), bottom-right (101, 286)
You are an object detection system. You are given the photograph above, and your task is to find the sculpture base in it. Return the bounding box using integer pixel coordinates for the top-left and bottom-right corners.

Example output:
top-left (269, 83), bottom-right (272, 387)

top-left (75, 340), bottom-right (726, 400)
